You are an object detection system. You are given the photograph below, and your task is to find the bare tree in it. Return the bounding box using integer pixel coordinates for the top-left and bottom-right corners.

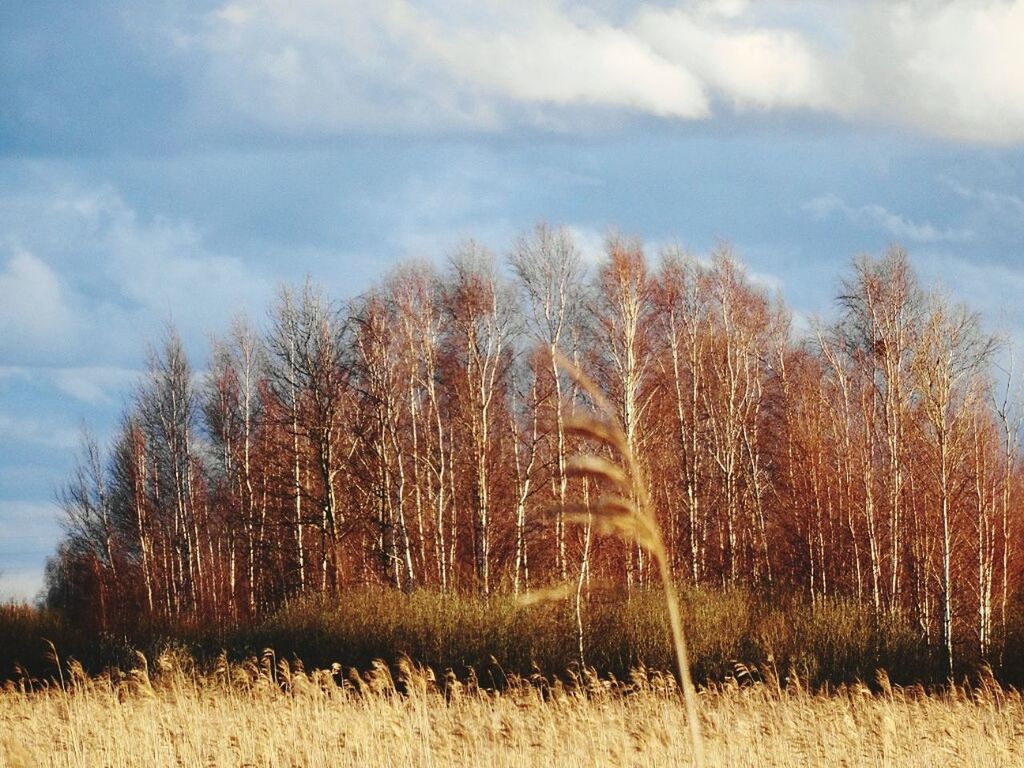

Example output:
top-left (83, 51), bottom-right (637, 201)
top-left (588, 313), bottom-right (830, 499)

top-left (510, 224), bottom-right (585, 581)
top-left (993, 356), bottom-right (1022, 654)
top-left (267, 281), bottom-right (351, 593)
top-left (350, 291), bottom-right (416, 590)
top-left (204, 315), bottom-right (266, 615)
top-left (912, 294), bottom-right (998, 674)
top-left (137, 326), bottom-right (204, 616)
top-left (444, 245), bottom-right (516, 595)
top-left (654, 248), bottom-right (711, 582)
top-left (591, 236), bottom-right (655, 588)
top-left (58, 429), bottom-right (120, 628)
top-left (838, 248), bottom-right (922, 612)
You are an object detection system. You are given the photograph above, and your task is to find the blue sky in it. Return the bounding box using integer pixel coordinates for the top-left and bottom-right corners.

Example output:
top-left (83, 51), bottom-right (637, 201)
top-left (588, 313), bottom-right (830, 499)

top-left (2, 0), bottom-right (1023, 600)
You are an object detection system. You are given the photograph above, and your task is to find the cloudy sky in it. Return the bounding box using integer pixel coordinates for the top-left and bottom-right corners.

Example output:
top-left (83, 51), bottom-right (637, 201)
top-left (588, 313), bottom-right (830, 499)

top-left (2, 0), bottom-right (1023, 599)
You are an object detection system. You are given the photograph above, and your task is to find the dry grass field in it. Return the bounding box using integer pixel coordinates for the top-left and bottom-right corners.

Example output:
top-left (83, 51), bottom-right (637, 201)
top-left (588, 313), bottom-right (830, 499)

top-left (1, 653), bottom-right (1022, 768)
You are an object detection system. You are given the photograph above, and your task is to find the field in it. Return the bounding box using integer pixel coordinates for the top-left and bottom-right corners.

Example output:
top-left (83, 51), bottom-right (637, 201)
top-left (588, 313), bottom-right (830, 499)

top-left (5, 587), bottom-right (1024, 766)
top-left (2, 652), bottom-right (1022, 768)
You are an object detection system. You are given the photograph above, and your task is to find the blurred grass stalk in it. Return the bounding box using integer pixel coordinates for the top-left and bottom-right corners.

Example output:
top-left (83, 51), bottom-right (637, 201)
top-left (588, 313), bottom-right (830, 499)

top-left (552, 349), bottom-right (706, 768)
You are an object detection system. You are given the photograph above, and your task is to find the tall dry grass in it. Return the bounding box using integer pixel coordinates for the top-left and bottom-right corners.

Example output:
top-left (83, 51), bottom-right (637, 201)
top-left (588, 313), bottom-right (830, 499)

top-left (552, 349), bottom-right (705, 764)
top-left (0, 588), bottom-right (939, 688)
top-left (1, 653), bottom-right (1020, 767)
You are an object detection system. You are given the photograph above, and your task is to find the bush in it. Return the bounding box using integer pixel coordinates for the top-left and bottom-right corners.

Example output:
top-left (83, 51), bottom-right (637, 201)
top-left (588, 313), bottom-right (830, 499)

top-left (224, 586), bottom-right (936, 687)
top-left (0, 602), bottom-right (74, 679)
top-left (0, 587), bottom-right (995, 688)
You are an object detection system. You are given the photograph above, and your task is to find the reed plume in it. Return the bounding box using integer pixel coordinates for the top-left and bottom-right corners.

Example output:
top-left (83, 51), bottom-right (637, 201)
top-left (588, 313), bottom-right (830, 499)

top-left (551, 349), bottom-right (706, 768)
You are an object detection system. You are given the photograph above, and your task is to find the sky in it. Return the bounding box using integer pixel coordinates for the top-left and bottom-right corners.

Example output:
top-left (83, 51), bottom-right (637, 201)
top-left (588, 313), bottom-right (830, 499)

top-left (1, 0), bottom-right (1023, 600)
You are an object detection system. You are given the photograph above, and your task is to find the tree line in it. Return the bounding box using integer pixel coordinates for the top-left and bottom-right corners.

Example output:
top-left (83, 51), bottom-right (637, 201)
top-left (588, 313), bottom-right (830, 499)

top-left (47, 226), bottom-right (1022, 673)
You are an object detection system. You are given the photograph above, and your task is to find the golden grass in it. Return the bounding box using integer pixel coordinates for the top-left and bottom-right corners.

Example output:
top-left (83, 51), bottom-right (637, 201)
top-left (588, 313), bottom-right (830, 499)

top-left (2, 656), bottom-right (1021, 767)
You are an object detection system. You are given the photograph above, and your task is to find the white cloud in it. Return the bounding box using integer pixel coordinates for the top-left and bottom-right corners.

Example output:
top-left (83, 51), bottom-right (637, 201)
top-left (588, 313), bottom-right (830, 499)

top-left (51, 366), bottom-right (140, 406)
top-left (565, 225), bottom-right (608, 265)
top-left (0, 183), bottom-right (275, 366)
top-left (49, 186), bottom-right (273, 326)
top-left (425, 3), bottom-right (710, 119)
top-left (0, 413), bottom-right (81, 450)
top-left (803, 193), bottom-right (974, 243)
top-left (161, 0), bottom-right (1024, 143)
top-left (186, 0), bottom-right (711, 133)
top-left (746, 268), bottom-right (784, 293)
top-left (940, 176), bottom-right (1024, 232)
top-left (632, 5), bottom-right (830, 111)
top-left (0, 363), bottom-right (137, 411)
top-left (0, 248), bottom-right (74, 350)
top-left (0, 366), bottom-right (31, 381)
top-left (844, 1), bottom-right (1024, 144)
